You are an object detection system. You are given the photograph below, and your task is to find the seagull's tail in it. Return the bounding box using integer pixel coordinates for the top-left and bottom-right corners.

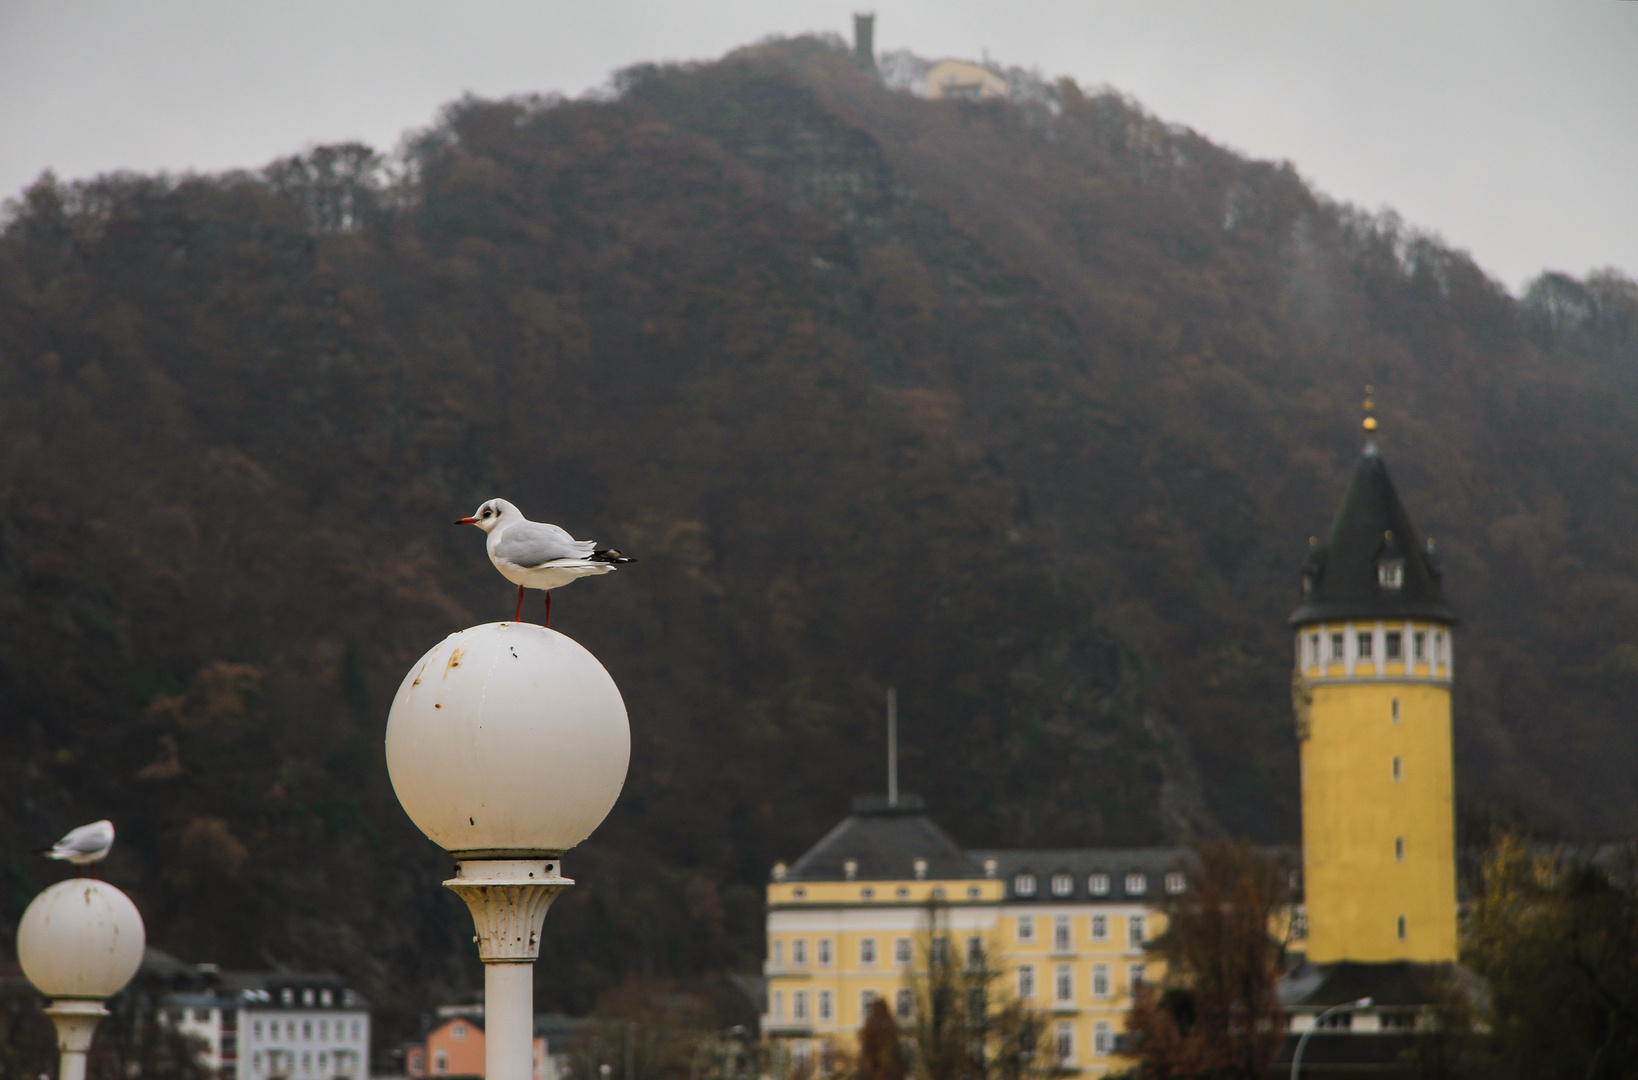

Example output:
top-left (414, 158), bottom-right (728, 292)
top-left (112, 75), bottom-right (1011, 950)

top-left (590, 548), bottom-right (636, 564)
top-left (38, 847), bottom-right (65, 859)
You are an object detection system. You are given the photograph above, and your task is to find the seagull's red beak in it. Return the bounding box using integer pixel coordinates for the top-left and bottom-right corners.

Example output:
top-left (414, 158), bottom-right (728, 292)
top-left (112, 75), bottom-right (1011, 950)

top-left (454, 516), bottom-right (478, 525)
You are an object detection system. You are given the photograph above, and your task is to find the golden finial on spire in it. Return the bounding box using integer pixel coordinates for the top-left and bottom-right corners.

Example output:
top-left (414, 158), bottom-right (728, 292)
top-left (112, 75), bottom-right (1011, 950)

top-left (1363, 385), bottom-right (1377, 432)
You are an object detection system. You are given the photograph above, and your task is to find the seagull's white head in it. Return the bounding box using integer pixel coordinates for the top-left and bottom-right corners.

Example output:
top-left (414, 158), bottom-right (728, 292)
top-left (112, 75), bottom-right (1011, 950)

top-left (455, 498), bottom-right (520, 534)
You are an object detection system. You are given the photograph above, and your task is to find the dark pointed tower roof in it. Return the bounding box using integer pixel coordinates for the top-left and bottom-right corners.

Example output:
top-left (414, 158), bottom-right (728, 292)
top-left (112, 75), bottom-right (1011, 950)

top-left (1290, 440), bottom-right (1456, 627)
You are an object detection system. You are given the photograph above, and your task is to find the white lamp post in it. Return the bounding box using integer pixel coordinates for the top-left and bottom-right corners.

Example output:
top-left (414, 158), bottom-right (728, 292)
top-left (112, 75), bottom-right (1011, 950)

top-left (387, 622), bottom-right (630, 1080)
top-left (16, 878), bottom-right (146, 1080)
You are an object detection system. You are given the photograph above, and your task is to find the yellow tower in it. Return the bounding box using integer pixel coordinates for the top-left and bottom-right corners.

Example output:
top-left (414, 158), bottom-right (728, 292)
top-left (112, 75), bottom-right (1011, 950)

top-left (1290, 414), bottom-right (1458, 964)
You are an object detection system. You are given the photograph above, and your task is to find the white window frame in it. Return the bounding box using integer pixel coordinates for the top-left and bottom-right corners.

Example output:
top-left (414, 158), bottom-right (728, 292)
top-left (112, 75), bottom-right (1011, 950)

top-left (793, 939), bottom-right (808, 966)
top-left (1125, 873), bottom-right (1147, 896)
top-left (818, 990), bottom-right (833, 1022)
top-left (894, 938), bottom-right (912, 965)
top-left (1054, 1020), bottom-right (1073, 1062)
top-left (817, 938), bottom-right (833, 967)
top-left (1091, 914), bottom-right (1108, 941)
top-left (1053, 915), bottom-right (1071, 952)
top-left (860, 990), bottom-right (877, 1017)
top-left (1051, 873), bottom-right (1073, 896)
top-left (1094, 1022), bottom-right (1113, 1055)
top-left (1017, 915), bottom-right (1034, 942)
top-left (1165, 872), bottom-right (1186, 894)
top-left (1128, 962), bottom-right (1147, 996)
top-left (1128, 914), bottom-right (1146, 950)
top-left (772, 991), bottom-right (784, 1021)
top-left (1089, 873), bottom-right (1110, 896)
top-left (1014, 873), bottom-right (1037, 897)
top-left (895, 988), bottom-right (913, 1022)
top-left (1092, 963), bottom-right (1110, 998)
top-left (859, 938), bottom-right (877, 966)
top-left (1054, 963), bottom-right (1072, 1003)
top-left (793, 991), bottom-right (809, 1021)
top-left (772, 941), bottom-right (784, 970)
top-left (1018, 964), bottom-right (1036, 999)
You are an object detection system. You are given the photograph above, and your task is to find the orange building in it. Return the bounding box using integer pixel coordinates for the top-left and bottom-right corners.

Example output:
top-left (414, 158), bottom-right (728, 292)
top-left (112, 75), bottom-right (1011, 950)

top-left (404, 1010), bottom-right (583, 1080)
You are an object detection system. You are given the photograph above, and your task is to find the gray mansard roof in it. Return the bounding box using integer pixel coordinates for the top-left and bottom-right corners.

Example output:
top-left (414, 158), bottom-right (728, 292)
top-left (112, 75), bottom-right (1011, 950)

top-left (784, 795), bottom-right (984, 882)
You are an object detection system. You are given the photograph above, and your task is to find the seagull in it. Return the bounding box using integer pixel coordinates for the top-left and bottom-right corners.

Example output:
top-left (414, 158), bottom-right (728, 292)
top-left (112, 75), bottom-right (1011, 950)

top-left (456, 499), bottom-right (634, 626)
top-left (40, 820), bottom-right (115, 874)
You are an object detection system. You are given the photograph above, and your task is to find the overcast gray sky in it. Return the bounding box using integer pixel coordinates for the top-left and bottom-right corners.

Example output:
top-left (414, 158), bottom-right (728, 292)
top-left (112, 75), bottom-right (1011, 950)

top-left (1, 1), bottom-right (1632, 293)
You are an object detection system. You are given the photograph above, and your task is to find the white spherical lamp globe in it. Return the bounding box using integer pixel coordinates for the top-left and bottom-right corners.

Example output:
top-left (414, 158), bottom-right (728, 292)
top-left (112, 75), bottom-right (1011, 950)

top-left (386, 623), bottom-right (630, 856)
top-left (17, 879), bottom-right (145, 1000)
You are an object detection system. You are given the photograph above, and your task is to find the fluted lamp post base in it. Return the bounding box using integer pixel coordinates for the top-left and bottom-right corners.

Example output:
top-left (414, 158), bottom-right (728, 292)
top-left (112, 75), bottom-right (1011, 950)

top-left (44, 999), bottom-right (109, 1080)
top-left (445, 859), bottom-right (573, 1080)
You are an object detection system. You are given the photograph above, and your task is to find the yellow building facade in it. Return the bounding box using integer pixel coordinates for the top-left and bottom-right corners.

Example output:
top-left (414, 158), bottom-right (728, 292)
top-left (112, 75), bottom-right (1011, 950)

top-left (1291, 438), bottom-right (1459, 965)
top-left (762, 801), bottom-right (1187, 1076)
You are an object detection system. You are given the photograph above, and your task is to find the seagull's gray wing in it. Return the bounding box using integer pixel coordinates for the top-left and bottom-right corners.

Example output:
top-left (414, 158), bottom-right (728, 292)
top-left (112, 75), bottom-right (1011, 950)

top-left (493, 521), bottom-right (597, 568)
top-left (57, 820), bottom-right (113, 854)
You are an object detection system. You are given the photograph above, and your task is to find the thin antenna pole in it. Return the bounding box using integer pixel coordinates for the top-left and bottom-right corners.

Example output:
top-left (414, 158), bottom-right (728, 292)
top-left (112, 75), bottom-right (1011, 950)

top-left (887, 687), bottom-right (898, 807)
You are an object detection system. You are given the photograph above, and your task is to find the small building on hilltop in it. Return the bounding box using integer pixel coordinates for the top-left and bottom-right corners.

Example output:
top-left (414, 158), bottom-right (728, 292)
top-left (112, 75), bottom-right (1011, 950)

top-left (924, 59), bottom-right (1007, 101)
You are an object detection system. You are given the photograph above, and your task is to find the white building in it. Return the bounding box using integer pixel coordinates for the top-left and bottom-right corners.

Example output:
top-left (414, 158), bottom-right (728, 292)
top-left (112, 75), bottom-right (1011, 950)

top-left (165, 971), bottom-right (370, 1080)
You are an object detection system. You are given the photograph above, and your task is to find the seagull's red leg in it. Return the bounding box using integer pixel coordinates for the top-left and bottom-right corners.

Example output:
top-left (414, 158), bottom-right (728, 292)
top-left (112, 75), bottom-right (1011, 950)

top-left (515, 584), bottom-right (525, 623)
top-left (544, 590), bottom-right (552, 629)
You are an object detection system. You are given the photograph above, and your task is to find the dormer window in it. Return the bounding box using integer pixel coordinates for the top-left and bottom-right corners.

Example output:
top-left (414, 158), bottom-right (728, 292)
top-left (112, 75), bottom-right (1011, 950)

top-left (1088, 873), bottom-right (1110, 896)
top-left (1014, 873), bottom-right (1037, 897)
top-left (1378, 559), bottom-right (1404, 591)
top-left (1125, 873), bottom-right (1148, 896)
top-left (1051, 874), bottom-right (1073, 897)
top-left (1165, 872), bottom-right (1187, 894)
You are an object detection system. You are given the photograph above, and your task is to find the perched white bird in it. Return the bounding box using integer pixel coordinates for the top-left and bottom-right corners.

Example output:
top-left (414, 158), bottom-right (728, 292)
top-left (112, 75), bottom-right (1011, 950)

top-left (456, 498), bottom-right (633, 626)
top-left (40, 819), bottom-right (115, 868)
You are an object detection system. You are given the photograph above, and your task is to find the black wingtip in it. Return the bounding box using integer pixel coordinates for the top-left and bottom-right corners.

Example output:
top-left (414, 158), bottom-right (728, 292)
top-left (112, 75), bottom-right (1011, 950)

top-left (591, 548), bottom-right (636, 564)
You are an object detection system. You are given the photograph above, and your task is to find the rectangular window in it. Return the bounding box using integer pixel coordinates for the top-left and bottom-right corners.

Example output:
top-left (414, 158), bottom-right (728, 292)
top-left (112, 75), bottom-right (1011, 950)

top-left (772, 940), bottom-right (784, 970)
top-left (793, 939), bottom-right (808, 966)
top-left (1308, 633), bottom-right (1320, 666)
top-left (1092, 963), bottom-right (1110, 998)
top-left (1017, 915), bottom-right (1034, 942)
top-left (1129, 963), bottom-right (1147, 995)
top-left (818, 991), bottom-right (833, 1022)
top-left (793, 992), bottom-right (809, 1021)
top-left (1054, 916), bottom-right (1071, 952)
top-left (895, 989), bottom-right (913, 1022)
top-left (1358, 632), bottom-right (1373, 659)
top-left (967, 988), bottom-right (986, 1019)
top-left (1094, 1022), bottom-right (1113, 1055)
top-left (1091, 914), bottom-right (1108, 941)
top-left (255, 1021), bottom-right (263, 1039)
top-left (860, 938), bottom-right (877, 966)
top-left (894, 938), bottom-right (912, 965)
top-left (1055, 963), bottom-right (1072, 1002)
top-left (1435, 632), bottom-right (1445, 662)
top-left (966, 937), bottom-right (984, 969)
top-left (773, 991), bottom-right (784, 1021)
top-left (1051, 873), bottom-right (1073, 896)
top-left (792, 1044), bottom-right (811, 1073)
top-left (1128, 915), bottom-right (1146, 950)
top-left (860, 990), bottom-right (877, 1017)
top-left (1331, 633), bottom-right (1345, 660)
top-left (1055, 1021), bottom-right (1073, 1062)
top-left (817, 939), bottom-right (833, 966)
top-left (1018, 965), bottom-right (1036, 999)
top-left (1385, 631), bottom-right (1402, 659)
top-left (931, 937), bottom-right (949, 965)
top-left (1414, 631), bottom-right (1426, 660)
top-left (1089, 873), bottom-right (1110, 896)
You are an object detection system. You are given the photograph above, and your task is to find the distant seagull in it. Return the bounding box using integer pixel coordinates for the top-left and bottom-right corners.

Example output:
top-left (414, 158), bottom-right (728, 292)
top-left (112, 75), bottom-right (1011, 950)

top-left (40, 820), bottom-right (115, 872)
top-left (456, 499), bottom-right (634, 626)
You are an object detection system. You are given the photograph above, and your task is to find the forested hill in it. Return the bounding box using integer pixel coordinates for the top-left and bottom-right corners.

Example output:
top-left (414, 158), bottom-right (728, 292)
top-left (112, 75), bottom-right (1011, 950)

top-left (3, 35), bottom-right (1637, 1025)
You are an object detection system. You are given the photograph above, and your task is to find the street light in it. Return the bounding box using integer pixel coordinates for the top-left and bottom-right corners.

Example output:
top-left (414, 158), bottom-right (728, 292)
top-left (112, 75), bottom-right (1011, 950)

top-left (388, 622), bottom-right (630, 1080)
top-left (16, 878), bottom-right (146, 1080)
top-left (1290, 996), bottom-right (1372, 1080)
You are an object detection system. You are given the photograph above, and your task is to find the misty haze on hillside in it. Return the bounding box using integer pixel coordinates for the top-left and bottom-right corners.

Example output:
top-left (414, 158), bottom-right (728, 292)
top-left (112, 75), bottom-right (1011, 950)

top-left (1, 35), bottom-right (1636, 1039)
